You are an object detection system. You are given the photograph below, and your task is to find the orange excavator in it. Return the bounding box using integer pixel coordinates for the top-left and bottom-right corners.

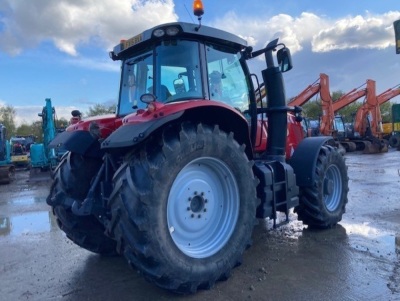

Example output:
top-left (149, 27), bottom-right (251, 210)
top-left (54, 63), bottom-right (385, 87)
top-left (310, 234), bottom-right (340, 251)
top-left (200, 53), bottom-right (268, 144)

top-left (331, 80), bottom-right (375, 113)
top-left (288, 73), bottom-right (330, 107)
top-left (289, 74), bottom-right (361, 152)
top-left (289, 74), bottom-right (384, 153)
top-left (320, 79), bottom-right (375, 152)
top-left (346, 80), bottom-right (390, 153)
top-left (377, 85), bottom-right (400, 105)
top-left (288, 73), bottom-right (331, 137)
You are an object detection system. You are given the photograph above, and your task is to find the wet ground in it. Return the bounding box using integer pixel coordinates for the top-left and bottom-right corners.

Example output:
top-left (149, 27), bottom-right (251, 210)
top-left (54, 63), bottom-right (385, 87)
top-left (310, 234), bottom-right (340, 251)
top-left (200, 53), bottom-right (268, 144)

top-left (0, 149), bottom-right (399, 301)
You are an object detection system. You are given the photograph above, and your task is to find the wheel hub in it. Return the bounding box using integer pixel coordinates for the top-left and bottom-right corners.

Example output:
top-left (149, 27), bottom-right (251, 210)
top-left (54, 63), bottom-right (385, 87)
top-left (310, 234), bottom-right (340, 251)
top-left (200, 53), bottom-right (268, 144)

top-left (189, 194), bottom-right (205, 213)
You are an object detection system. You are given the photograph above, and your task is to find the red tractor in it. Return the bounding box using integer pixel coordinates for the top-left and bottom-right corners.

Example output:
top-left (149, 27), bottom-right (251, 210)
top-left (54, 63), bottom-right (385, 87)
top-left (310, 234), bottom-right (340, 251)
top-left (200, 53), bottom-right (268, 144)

top-left (47, 4), bottom-right (348, 294)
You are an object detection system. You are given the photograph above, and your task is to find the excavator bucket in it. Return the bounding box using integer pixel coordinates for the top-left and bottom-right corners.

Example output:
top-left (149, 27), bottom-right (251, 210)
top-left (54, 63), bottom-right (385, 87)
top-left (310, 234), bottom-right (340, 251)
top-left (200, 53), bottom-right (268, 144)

top-left (362, 141), bottom-right (378, 154)
top-left (0, 165), bottom-right (15, 184)
top-left (362, 140), bottom-right (388, 154)
top-left (340, 141), bottom-right (357, 152)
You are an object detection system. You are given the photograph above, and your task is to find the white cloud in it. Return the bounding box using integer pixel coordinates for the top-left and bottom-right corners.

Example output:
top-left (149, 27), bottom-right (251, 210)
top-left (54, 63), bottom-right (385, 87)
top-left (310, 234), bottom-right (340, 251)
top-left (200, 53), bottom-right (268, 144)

top-left (14, 105), bottom-right (79, 127)
top-left (312, 11), bottom-right (400, 52)
top-left (0, 0), bottom-right (178, 56)
top-left (1, 2), bottom-right (399, 57)
top-left (210, 10), bottom-right (400, 54)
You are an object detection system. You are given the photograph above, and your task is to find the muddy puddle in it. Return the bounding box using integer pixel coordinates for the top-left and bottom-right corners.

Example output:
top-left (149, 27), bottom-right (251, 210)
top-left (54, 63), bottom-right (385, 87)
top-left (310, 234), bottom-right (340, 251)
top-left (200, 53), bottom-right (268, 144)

top-left (0, 210), bottom-right (57, 237)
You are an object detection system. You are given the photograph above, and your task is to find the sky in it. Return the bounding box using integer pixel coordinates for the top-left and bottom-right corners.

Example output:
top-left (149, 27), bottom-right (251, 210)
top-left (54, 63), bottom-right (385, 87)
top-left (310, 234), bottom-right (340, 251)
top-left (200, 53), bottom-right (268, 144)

top-left (1, 0), bottom-right (400, 126)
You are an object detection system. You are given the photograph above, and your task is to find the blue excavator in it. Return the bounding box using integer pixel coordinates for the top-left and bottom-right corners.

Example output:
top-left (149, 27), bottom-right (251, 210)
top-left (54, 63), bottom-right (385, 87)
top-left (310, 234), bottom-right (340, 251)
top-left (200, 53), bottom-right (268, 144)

top-left (30, 98), bottom-right (65, 177)
top-left (0, 124), bottom-right (15, 184)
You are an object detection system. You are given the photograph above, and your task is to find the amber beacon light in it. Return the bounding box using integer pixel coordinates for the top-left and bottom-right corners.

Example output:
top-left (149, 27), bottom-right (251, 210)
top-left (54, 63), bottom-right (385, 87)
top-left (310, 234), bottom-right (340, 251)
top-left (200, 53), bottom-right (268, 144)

top-left (193, 0), bottom-right (204, 18)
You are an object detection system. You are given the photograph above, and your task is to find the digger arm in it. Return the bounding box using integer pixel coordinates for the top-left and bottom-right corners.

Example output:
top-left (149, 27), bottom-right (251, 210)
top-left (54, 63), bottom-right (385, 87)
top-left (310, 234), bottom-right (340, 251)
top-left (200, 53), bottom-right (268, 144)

top-left (318, 74), bottom-right (335, 136)
top-left (288, 83), bottom-right (320, 106)
top-left (377, 87), bottom-right (400, 105)
top-left (332, 88), bottom-right (364, 112)
top-left (353, 80), bottom-right (380, 137)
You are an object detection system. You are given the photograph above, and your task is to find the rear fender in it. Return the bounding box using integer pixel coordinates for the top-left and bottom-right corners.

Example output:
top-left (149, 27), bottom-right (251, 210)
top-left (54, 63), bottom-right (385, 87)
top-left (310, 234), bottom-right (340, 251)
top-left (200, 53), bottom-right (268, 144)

top-left (101, 105), bottom-right (252, 157)
top-left (48, 114), bottom-right (121, 158)
top-left (289, 136), bottom-right (334, 187)
top-left (101, 111), bottom-right (184, 149)
top-left (48, 130), bottom-right (102, 158)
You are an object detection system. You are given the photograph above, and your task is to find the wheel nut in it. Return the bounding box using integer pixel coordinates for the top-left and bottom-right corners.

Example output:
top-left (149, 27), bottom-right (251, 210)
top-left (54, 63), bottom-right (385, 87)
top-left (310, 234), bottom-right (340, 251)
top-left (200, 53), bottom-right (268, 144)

top-left (198, 214), bottom-right (201, 218)
top-left (187, 207), bottom-right (190, 211)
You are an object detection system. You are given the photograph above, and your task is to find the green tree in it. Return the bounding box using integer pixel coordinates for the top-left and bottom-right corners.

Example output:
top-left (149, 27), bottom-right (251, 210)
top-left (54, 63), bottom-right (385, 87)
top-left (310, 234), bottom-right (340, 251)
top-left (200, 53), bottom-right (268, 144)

top-left (16, 123), bottom-right (32, 136)
top-left (30, 121), bottom-right (43, 143)
top-left (86, 103), bottom-right (116, 117)
top-left (0, 105), bottom-right (17, 139)
top-left (302, 100), bottom-right (321, 119)
top-left (331, 90), bottom-right (345, 101)
top-left (336, 102), bottom-right (362, 123)
top-left (380, 102), bottom-right (392, 123)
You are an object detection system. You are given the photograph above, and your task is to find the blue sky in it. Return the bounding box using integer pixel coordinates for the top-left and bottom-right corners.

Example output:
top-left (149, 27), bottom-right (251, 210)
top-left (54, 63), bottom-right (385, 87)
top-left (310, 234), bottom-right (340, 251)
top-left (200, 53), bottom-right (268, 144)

top-left (1, 0), bottom-right (400, 125)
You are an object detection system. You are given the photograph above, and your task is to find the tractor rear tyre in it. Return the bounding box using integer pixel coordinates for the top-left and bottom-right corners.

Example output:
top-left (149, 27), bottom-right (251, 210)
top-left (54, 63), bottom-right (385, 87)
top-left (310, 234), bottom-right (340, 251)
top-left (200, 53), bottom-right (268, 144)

top-left (295, 145), bottom-right (348, 228)
top-left (48, 152), bottom-right (117, 255)
top-left (107, 123), bottom-right (258, 293)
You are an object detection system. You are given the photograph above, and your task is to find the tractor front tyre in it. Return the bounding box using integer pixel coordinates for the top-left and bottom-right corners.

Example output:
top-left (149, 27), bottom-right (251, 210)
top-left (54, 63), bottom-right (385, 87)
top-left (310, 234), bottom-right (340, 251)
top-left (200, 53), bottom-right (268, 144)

top-left (48, 152), bottom-right (117, 255)
top-left (295, 145), bottom-right (349, 229)
top-left (107, 123), bottom-right (258, 294)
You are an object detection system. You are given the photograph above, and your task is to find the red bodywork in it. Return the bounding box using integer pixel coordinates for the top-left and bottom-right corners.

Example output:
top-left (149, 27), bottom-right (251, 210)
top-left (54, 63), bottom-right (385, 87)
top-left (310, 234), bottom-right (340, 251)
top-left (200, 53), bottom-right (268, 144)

top-left (65, 114), bottom-right (123, 139)
top-left (66, 100), bottom-right (304, 159)
top-left (254, 114), bottom-right (304, 158)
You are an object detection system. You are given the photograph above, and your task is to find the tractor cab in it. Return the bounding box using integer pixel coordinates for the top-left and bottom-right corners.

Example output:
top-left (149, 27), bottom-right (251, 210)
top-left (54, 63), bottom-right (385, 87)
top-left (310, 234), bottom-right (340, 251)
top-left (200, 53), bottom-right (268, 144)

top-left (109, 21), bottom-right (300, 159)
top-left (112, 23), bottom-right (251, 117)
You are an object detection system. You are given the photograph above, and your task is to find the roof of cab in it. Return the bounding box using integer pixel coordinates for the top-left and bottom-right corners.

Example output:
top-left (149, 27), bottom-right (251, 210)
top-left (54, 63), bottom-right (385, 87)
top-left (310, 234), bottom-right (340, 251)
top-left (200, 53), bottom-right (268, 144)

top-left (111, 22), bottom-right (248, 60)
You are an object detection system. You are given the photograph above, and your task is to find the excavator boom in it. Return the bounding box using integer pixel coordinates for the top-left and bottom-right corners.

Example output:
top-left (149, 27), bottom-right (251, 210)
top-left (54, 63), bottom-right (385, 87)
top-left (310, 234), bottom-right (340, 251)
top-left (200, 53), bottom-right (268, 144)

top-left (332, 88), bottom-right (363, 112)
top-left (353, 80), bottom-right (377, 135)
top-left (377, 86), bottom-right (400, 105)
top-left (288, 74), bottom-right (329, 107)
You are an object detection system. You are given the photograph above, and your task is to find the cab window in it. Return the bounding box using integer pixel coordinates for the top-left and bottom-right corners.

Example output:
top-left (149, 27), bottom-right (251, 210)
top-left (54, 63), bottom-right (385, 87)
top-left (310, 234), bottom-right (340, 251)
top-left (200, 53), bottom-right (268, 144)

top-left (156, 40), bottom-right (202, 102)
top-left (205, 44), bottom-right (249, 112)
top-left (119, 52), bottom-right (153, 115)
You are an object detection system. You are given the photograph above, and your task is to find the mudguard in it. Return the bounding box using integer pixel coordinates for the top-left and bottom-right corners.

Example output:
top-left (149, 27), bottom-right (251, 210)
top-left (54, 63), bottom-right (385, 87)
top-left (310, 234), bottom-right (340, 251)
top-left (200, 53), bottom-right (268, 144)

top-left (289, 136), bottom-right (333, 187)
top-left (48, 130), bottom-right (102, 158)
top-left (101, 111), bottom-right (183, 149)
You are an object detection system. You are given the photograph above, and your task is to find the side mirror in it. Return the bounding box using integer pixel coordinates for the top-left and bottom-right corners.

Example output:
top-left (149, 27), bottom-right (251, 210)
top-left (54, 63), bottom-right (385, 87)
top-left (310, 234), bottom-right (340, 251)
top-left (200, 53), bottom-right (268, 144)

top-left (277, 47), bottom-right (293, 72)
top-left (173, 78), bottom-right (186, 94)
